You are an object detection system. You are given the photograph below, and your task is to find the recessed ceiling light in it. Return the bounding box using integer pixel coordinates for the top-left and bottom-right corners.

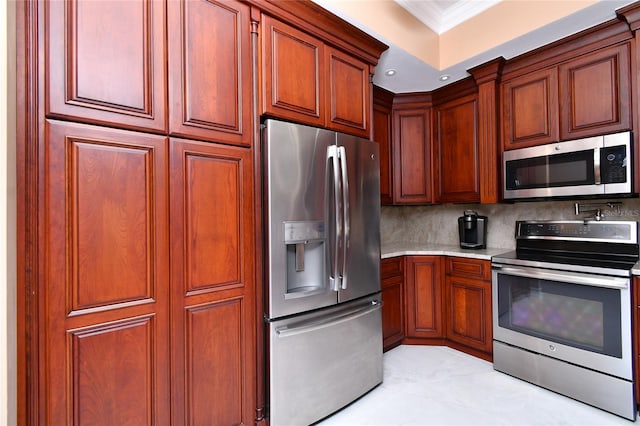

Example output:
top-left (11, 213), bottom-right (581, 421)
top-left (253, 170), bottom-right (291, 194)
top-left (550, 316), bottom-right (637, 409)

top-left (439, 74), bottom-right (451, 81)
top-left (385, 69), bottom-right (397, 77)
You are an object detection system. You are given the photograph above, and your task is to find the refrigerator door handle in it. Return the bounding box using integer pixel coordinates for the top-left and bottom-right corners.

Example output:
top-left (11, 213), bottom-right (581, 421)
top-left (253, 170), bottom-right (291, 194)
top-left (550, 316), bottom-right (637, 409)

top-left (338, 146), bottom-right (349, 289)
top-left (327, 145), bottom-right (342, 291)
top-left (275, 300), bottom-right (382, 338)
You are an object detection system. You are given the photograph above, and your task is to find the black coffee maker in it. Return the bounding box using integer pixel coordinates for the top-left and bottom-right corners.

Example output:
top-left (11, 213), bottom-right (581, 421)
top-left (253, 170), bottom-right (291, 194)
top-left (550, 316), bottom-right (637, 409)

top-left (458, 210), bottom-right (488, 249)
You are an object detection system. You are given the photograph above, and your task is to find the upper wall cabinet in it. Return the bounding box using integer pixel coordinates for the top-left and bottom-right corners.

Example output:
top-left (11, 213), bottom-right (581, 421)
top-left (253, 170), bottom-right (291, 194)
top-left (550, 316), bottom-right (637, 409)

top-left (434, 94), bottom-right (480, 203)
top-left (502, 42), bottom-right (631, 150)
top-left (502, 68), bottom-right (559, 150)
top-left (46, 0), bottom-right (168, 134)
top-left (373, 86), bottom-right (394, 205)
top-left (261, 15), bottom-right (372, 138)
top-left (168, 0), bottom-right (252, 147)
top-left (391, 102), bottom-right (433, 204)
top-left (559, 43), bottom-right (631, 141)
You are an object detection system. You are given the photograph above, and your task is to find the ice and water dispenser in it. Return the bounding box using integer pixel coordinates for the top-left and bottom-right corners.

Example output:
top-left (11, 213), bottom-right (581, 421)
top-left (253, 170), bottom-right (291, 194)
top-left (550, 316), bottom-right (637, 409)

top-left (283, 221), bottom-right (326, 298)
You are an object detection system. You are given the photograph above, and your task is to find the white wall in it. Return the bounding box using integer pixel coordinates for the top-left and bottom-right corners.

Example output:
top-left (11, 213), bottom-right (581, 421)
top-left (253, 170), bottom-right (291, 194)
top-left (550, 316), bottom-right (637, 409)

top-left (2, 0), bottom-right (17, 424)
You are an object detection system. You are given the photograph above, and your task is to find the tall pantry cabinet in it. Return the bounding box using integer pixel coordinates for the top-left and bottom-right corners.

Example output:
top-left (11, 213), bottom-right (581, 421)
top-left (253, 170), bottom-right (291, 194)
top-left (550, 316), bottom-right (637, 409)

top-left (18, 0), bottom-right (387, 424)
top-left (20, 0), bottom-right (256, 424)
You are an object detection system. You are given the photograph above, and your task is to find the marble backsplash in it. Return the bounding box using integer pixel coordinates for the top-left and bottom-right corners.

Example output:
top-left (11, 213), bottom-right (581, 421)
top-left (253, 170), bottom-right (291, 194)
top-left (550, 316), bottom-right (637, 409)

top-left (381, 198), bottom-right (640, 250)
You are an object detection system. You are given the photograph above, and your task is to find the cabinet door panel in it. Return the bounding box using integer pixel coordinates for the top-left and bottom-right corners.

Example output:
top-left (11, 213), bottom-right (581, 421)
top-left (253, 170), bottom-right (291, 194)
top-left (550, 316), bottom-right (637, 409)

top-left (327, 48), bottom-right (370, 137)
top-left (261, 15), bottom-right (324, 127)
top-left (405, 256), bottom-right (442, 338)
top-left (435, 95), bottom-right (479, 203)
top-left (382, 276), bottom-right (404, 351)
top-left (502, 68), bottom-right (558, 150)
top-left (168, 0), bottom-right (252, 146)
top-left (44, 120), bottom-right (170, 425)
top-left (559, 44), bottom-right (631, 140)
top-left (47, 0), bottom-right (167, 133)
top-left (169, 139), bottom-right (255, 425)
top-left (374, 101), bottom-right (393, 204)
top-left (445, 276), bottom-right (492, 353)
top-left (392, 108), bottom-right (433, 204)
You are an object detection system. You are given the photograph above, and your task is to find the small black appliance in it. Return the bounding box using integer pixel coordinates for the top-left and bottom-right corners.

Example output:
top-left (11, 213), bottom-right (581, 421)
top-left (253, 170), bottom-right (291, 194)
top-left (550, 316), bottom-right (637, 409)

top-left (458, 210), bottom-right (487, 249)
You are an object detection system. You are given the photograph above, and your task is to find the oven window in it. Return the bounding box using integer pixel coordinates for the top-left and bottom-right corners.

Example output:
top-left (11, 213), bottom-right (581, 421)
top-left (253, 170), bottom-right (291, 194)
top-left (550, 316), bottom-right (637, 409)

top-left (505, 149), bottom-right (595, 190)
top-left (496, 274), bottom-right (622, 357)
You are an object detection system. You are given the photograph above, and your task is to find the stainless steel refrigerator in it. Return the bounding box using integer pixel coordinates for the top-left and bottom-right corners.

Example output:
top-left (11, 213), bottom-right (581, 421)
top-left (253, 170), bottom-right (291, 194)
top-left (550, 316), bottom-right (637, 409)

top-left (263, 119), bottom-right (383, 426)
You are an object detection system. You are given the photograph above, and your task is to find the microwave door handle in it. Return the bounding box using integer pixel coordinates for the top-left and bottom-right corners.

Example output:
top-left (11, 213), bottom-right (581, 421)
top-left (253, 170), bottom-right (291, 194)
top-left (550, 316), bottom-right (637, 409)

top-left (327, 145), bottom-right (342, 291)
top-left (594, 146), bottom-right (601, 184)
top-left (338, 146), bottom-right (349, 290)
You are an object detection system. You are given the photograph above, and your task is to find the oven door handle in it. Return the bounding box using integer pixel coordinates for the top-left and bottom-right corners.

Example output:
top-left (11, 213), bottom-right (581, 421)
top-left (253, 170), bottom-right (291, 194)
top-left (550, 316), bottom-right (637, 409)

top-left (493, 265), bottom-right (629, 289)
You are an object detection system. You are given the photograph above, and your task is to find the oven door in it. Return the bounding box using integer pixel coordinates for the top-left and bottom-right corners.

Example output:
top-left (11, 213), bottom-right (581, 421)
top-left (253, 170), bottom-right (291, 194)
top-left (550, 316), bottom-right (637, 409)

top-left (492, 263), bottom-right (632, 380)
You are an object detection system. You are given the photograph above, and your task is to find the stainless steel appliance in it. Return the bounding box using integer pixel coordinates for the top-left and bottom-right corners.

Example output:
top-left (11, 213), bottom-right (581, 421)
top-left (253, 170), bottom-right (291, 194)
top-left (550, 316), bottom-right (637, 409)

top-left (263, 119), bottom-right (383, 426)
top-left (458, 210), bottom-right (487, 249)
top-left (503, 131), bottom-right (632, 200)
top-left (492, 220), bottom-right (638, 420)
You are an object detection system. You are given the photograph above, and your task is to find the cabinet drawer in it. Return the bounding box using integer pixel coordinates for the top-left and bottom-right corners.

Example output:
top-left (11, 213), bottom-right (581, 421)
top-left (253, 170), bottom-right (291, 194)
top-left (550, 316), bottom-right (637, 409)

top-left (381, 257), bottom-right (403, 279)
top-left (446, 257), bottom-right (490, 281)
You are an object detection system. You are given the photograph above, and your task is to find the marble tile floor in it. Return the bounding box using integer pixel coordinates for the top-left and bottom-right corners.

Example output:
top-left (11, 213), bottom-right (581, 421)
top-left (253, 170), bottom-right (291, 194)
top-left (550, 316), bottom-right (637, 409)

top-left (316, 345), bottom-right (638, 426)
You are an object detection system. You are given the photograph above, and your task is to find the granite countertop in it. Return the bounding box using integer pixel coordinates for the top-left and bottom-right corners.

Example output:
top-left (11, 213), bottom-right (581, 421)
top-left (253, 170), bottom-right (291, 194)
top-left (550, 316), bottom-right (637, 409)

top-left (381, 242), bottom-right (511, 261)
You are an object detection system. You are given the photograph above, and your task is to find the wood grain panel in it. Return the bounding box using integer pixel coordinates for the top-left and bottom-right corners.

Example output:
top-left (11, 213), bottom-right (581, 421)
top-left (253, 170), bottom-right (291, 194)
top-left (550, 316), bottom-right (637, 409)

top-left (445, 277), bottom-right (492, 353)
top-left (180, 146), bottom-right (243, 292)
top-left (404, 256), bottom-right (442, 338)
top-left (327, 48), bottom-right (369, 137)
top-left (381, 276), bottom-right (404, 351)
top-left (70, 139), bottom-right (153, 312)
top-left (168, 0), bottom-right (252, 146)
top-left (185, 299), bottom-right (244, 425)
top-left (502, 68), bottom-right (558, 150)
top-left (434, 94), bottom-right (479, 203)
top-left (45, 120), bottom-right (170, 425)
top-left (70, 316), bottom-right (156, 425)
top-left (261, 14), bottom-right (325, 127)
top-left (559, 44), bottom-right (631, 140)
top-left (169, 138), bottom-right (255, 425)
top-left (392, 108), bottom-right (432, 204)
top-left (373, 87), bottom-right (393, 205)
top-left (446, 257), bottom-right (491, 281)
top-left (47, 0), bottom-right (167, 132)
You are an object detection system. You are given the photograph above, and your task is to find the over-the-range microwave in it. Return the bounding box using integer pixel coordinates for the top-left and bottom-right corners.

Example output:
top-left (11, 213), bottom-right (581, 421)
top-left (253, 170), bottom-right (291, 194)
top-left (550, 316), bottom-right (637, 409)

top-left (503, 131), bottom-right (632, 200)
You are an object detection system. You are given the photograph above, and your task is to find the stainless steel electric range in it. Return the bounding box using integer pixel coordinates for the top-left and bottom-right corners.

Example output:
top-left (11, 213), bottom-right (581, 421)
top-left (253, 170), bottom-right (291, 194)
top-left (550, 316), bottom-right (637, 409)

top-left (492, 220), bottom-right (639, 421)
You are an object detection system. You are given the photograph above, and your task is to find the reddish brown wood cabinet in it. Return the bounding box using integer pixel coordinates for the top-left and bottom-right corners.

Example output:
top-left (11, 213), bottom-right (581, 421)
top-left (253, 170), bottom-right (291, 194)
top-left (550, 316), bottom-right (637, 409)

top-left (502, 43), bottom-right (631, 150)
top-left (167, 0), bottom-right (253, 146)
top-left (434, 94), bottom-right (480, 203)
top-left (502, 68), bottom-right (559, 150)
top-left (381, 257), bottom-right (404, 351)
top-left (261, 15), bottom-right (372, 137)
top-left (444, 257), bottom-right (493, 359)
top-left (43, 120), bottom-right (171, 424)
top-left (46, 0), bottom-right (168, 133)
top-left (392, 106), bottom-right (434, 204)
top-left (558, 43), bottom-right (631, 141)
top-left (169, 139), bottom-right (256, 425)
top-left (404, 256), bottom-right (444, 341)
top-left (373, 86), bottom-right (394, 204)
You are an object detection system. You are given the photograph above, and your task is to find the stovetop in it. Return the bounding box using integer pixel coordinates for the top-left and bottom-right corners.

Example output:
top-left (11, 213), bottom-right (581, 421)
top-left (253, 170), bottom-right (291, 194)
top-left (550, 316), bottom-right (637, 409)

top-left (492, 220), bottom-right (640, 277)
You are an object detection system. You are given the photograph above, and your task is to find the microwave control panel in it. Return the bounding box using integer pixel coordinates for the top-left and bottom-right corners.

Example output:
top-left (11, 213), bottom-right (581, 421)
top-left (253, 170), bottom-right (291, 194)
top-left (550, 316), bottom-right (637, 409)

top-left (600, 145), bottom-right (627, 184)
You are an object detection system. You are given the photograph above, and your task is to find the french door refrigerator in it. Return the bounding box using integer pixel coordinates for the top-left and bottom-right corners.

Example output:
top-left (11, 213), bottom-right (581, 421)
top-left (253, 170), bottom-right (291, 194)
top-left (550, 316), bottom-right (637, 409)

top-left (263, 119), bottom-right (383, 425)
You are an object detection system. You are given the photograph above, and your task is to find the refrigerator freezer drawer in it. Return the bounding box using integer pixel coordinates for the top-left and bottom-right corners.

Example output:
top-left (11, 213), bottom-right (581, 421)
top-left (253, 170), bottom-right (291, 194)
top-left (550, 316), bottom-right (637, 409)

top-left (268, 294), bottom-right (383, 426)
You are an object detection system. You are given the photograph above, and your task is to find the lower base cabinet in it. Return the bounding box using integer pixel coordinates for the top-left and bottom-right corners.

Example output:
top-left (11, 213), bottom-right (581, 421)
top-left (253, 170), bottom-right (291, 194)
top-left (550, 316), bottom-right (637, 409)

top-left (445, 257), bottom-right (493, 359)
top-left (381, 257), bottom-right (404, 351)
top-left (404, 256), bottom-right (444, 341)
top-left (381, 255), bottom-right (492, 359)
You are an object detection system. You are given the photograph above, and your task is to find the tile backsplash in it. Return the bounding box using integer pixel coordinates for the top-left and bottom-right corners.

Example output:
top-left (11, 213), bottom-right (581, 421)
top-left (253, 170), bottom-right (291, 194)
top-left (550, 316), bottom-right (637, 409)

top-left (381, 198), bottom-right (640, 250)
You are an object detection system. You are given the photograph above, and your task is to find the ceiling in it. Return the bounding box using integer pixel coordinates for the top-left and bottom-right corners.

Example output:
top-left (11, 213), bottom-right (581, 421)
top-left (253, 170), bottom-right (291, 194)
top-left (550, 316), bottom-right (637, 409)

top-left (312, 0), bottom-right (637, 93)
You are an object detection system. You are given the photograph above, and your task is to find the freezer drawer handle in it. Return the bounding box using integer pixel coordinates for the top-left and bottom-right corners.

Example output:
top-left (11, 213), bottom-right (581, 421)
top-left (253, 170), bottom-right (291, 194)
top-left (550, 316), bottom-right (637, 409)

top-left (275, 300), bottom-right (382, 338)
